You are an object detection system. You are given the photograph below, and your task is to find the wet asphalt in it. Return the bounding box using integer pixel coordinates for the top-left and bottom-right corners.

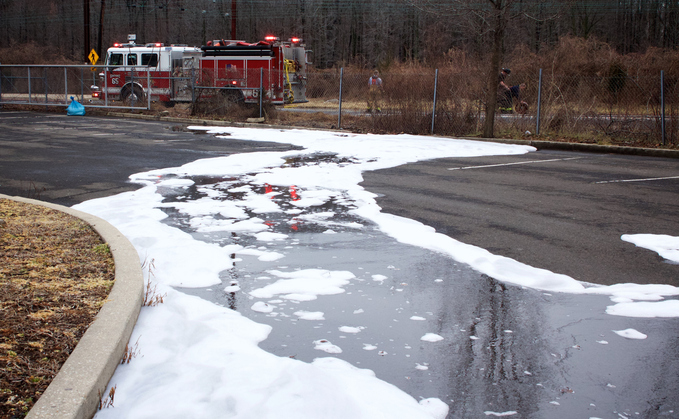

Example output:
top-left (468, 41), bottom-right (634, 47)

top-left (1, 110), bottom-right (679, 418)
top-left (362, 151), bottom-right (679, 287)
top-left (2, 111), bottom-right (676, 287)
top-left (0, 111), bottom-right (302, 206)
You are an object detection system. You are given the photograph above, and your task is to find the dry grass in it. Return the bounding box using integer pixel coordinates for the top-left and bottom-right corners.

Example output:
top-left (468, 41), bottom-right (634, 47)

top-left (0, 199), bottom-right (114, 418)
top-left (0, 42), bottom-right (76, 65)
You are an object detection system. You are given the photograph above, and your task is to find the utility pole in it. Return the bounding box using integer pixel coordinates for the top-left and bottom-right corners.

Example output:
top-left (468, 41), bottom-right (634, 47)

top-left (98, 0), bottom-right (106, 56)
top-left (84, 0), bottom-right (91, 62)
top-left (231, 0), bottom-right (237, 39)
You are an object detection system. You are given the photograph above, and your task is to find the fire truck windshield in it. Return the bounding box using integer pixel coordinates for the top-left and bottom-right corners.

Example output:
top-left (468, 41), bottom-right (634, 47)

top-left (108, 53), bottom-right (123, 67)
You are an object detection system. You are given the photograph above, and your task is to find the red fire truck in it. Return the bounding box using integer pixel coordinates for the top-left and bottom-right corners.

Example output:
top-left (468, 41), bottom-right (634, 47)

top-left (92, 34), bottom-right (308, 106)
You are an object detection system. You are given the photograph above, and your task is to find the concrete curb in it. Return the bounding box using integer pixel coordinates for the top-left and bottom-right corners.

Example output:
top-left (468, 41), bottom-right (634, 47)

top-left (1, 195), bottom-right (144, 419)
top-left (106, 111), bottom-right (679, 159)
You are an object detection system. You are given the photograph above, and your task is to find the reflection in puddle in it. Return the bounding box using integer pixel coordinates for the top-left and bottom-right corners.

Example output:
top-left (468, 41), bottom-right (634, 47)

top-left (159, 159), bottom-right (554, 417)
top-left (159, 151), bottom-right (678, 419)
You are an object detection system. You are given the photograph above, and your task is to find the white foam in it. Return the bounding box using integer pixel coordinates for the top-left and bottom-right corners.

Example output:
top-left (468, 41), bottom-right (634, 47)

top-left (622, 234), bottom-right (679, 263)
top-left (75, 126), bottom-right (678, 419)
top-left (421, 333), bottom-right (444, 342)
top-left (613, 328), bottom-right (648, 339)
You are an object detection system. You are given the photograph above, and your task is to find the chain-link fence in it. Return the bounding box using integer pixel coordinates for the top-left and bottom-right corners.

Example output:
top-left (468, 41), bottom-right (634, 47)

top-left (530, 70), bottom-right (676, 146)
top-left (0, 65), bottom-right (106, 108)
top-left (301, 68), bottom-right (485, 136)
top-left (2, 64), bottom-right (676, 146)
top-left (307, 68), bottom-right (677, 146)
top-left (0, 65), bottom-right (302, 114)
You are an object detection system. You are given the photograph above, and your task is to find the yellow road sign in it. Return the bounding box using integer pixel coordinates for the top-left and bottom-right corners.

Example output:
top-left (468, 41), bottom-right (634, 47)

top-left (88, 49), bottom-right (99, 66)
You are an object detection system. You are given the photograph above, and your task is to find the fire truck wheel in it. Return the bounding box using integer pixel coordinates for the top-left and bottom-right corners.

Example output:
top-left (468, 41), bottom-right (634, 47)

top-left (121, 85), bottom-right (145, 105)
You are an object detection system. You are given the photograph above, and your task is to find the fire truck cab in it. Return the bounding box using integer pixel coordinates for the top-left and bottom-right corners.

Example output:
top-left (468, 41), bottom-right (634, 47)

top-left (92, 34), bottom-right (201, 103)
top-left (92, 34), bottom-right (308, 106)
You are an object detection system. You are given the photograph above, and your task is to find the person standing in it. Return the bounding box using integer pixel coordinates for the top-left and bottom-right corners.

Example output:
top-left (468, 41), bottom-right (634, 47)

top-left (498, 68), bottom-right (513, 113)
top-left (367, 70), bottom-right (383, 113)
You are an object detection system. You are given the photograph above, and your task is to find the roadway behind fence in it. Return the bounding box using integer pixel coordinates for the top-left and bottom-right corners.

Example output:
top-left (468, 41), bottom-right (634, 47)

top-left (2, 65), bottom-right (676, 146)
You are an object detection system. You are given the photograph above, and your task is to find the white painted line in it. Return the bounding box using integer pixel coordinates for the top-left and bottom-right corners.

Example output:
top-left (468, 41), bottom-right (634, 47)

top-left (595, 175), bottom-right (679, 184)
top-left (447, 157), bottom-right (582, 171)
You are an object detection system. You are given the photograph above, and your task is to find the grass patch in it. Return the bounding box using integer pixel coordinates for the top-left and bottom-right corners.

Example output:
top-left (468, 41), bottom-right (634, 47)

top-left (0, 199), bottom-right (115, 417)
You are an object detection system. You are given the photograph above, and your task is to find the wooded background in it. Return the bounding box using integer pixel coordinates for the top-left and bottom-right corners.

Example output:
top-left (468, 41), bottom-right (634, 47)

top-left (1, 0), bottom-right (678, 67)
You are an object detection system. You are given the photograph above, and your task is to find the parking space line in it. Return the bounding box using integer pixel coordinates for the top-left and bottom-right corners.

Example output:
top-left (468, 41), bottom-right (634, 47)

top-left (447, 157), bottom-right (582, 171)
top-left (595, 175), bottom-right (679, 184)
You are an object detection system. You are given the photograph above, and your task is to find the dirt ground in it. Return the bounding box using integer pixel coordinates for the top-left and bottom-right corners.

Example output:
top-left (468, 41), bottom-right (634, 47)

top-left (0, 199), bottom-right (114, 418)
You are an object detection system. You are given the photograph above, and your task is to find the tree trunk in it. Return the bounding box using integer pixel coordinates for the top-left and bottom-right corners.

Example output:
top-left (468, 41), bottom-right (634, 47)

top-left (483, 1), bottom-right (508, 138)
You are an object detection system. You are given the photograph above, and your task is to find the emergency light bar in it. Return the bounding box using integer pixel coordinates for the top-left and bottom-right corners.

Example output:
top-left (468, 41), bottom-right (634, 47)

top-left (264, 35), bottom-right (279, 42)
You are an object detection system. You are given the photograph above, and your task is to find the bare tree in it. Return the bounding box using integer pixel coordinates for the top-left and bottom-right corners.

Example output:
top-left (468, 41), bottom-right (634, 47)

top-left (2, 0), bottom-right (678, 75)
top-left (409, 0), bottom-right (518, 137)
top-left (480, 0), bottom-right (514, 137)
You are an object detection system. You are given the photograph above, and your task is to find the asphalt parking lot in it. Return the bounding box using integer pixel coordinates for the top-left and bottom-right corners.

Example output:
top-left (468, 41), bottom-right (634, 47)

top-left (3, 110), bottom-right (679, 418)
top-left (2, 110), bottom-right (678, 286)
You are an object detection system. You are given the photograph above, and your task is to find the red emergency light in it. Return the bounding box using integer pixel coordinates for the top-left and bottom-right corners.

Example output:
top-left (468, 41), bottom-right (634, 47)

top-left (231, 81), bottom-right (238, 85)
top-left (264, 35), bottom-right (279, 42)
top-left (290, 37), bottom-right (301, 44)
top-left (92, 91), bottom-right (100, 98)
top-left (113, 42), bottom-right (122, 47)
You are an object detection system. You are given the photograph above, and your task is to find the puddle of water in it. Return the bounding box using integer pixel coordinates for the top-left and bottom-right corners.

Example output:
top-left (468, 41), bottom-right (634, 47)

top-left (158, 162), bottom-right (679, 418)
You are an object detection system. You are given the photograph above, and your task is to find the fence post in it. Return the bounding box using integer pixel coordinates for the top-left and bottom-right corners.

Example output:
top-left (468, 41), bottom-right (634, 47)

top-left (44, 67), bottom-right (48, 107)
top-left (536, 68), bottom-right (543, 136)
top-left (147, 70), bottom-right (151, 109)
top-left (661, 70), bottom-right (666, 146)
top-left (130, 70), bottom-right (135, 107)
top-left (28, 67), bottom-right (32, 104)
top-left (104, 66), bottom-right (108, 107)
top-left (64, 68), bottom-right (68, 104)
top-left (338, 67), bottom-right (344, 129)
top-left (431, 69), bottom-right (439, 134)
top-left (259, 68), bottom-right (263, 118)
top-left (191, 67), bottom-right (196, 105)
